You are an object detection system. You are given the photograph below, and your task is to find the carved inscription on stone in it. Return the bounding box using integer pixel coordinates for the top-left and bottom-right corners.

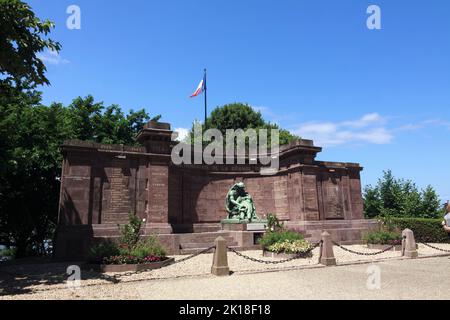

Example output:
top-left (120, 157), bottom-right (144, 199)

top-left (273, 178), bottom-right (289, 219)
top-left (148, 165), bottom-right (169, 222)
top-left (303, 174), bottom-right (319, 220)
top-left (102, 160), bottom-right (132, 224)
top-left (323, 175), bottom-right (344, 219)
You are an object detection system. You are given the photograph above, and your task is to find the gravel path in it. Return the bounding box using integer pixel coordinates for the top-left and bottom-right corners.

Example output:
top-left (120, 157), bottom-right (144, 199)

top-left (1, 243), bottom-right (449, 300)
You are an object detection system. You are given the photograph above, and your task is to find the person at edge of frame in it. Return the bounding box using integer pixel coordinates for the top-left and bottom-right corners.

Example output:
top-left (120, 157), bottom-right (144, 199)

top-left (442, 201), bottom-right (450, 239)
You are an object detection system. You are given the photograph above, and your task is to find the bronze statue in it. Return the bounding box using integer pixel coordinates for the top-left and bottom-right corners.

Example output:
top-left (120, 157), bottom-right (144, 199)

top-left (225, 182), bottom-right (259, 222)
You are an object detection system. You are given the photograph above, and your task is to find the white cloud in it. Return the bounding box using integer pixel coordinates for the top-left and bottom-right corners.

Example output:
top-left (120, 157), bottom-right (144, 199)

top-left (293, 113), bottom-right (393, 147)
top-left (342, 112), bottom-right (385, 128)
top-left (37, 49), bottom-right (70, 65)
top-left (173, 128), bottom-right (189, 142)
top-left (354, 128), bottom-right (392, 144)
top-left (223, 105), bottom-right (450, 148)
top-left (251, 105), bottom-right (298, 124)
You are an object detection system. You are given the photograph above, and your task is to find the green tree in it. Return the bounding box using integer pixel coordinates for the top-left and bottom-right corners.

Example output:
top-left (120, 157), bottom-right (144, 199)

top-left (362, 185), bottom-right (382, 219)
top-left (0, 0), bottom-right (61, 89)
top-left (420, 185), bottom-right (443, 219)
top-left (207, 103), bottom-right (265, 131)
top-left (0, 90), bottom-right (64, 256)
top-left (66, 95), bottom-right (160, 145)
top-left (189, 102), bottom-right (299, 146)
top-left (0, 93), bottom-right (158, 257)
top-left (363, 170), bottom-right (443, 219)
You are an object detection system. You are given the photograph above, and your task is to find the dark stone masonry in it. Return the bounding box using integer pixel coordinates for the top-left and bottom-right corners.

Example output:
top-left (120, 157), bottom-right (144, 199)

top-left (54, 121), bottom-right (377, 259)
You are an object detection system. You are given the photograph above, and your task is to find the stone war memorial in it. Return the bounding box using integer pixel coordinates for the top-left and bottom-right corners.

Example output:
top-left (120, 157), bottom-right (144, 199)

top-left (54, 121), bottom-right (377, 259)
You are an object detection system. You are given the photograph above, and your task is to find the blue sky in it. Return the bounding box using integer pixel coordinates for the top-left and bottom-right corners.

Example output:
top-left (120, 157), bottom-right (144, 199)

top-left (28, 0), bottom-right (450, 201)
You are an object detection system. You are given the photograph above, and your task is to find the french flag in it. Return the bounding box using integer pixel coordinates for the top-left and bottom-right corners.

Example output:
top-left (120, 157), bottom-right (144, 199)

top-left (190, 74), bottom-right (206, 98)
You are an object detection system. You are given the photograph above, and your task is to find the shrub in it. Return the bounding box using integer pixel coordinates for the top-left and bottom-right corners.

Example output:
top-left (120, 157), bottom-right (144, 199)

top-left (266, 239), bottom-right (313, 255)
top-left (266, 213), bottom-right (284, 232)
top-left (363, 230), bottom-right (402, 245)
top-left (88, 240), bottom-right (120, 263)
top-left (0, 247), bottom-right (17, 260)
top-left (118, 214), bottom-right (143, 249)
top-left (130, 235), bottom-right (166, 259)
top-left (103, 255), bottom-right (164, 265)
top-left (363, 170), bottom-right (444, 219)
top-left (380, 217), bottom-right (449, 243)
top-left (259, 230), bottom-right (304, 248)
top-left (87, 215), bottom-right (169, 264)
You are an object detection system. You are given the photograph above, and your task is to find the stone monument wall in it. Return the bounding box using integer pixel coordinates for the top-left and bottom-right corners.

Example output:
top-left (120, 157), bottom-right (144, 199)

top-left (54, 121), bottom-right (376, 259)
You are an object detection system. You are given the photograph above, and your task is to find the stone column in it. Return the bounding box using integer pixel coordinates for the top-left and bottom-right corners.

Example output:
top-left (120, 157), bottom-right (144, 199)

top-left (211, 237), bottom-right (230, 276)
top-left (402, 229), bottom-right (418, 258)
top-left (146, 163), bottom-right (172, 234)
top-left (320, 231), bottom-right (337, 266)
top-left (136, 121), bottom-right (174, 235)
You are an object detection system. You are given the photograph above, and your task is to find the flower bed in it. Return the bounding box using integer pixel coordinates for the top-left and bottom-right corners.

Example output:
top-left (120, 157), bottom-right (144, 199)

top-left (101, 254), bottom-right (165, 265)
top-left (263, 239), bottom-right (314, 258)
top-left (262, 251), bottom-right (308, 259)
top-left (84, 257), bottom-right (174, 273)
top-left (87, 214), bottom-right (170, 272)
top-left (258, 219), bottom-right (313, 258)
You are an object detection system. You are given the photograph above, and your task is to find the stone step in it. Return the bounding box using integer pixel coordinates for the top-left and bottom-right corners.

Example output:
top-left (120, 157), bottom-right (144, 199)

top-left (181, 235), bottom-right (235, 242)
top-left (180, 237), bottom-right (236, 248)
top-left (179, 245), bottom-right (261, 255)
top-left (178, 232), bottom-right (232, 243)
top-left (102, 219), bottom-right (129, 225)
top-left (108, 207), bottom-right (132, 212)
top-left (102, 214), bottom-right (130, 224)
top-left (180, 241), bottom-right (238, 249)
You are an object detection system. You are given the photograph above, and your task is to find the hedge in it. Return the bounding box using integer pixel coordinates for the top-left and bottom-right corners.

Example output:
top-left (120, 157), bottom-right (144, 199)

top-left (380, 217), bottom-right (449, 243)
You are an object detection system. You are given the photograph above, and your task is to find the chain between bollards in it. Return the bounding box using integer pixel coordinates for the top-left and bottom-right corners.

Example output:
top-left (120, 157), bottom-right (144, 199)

top-left (109, 245), bottom-right (216, 282)
top-left (227, 241), bottom-right (322, 265)
top-left (331, 240), bottom-right (402, 256)
top-left (421, 242), bottom-right (450, 253)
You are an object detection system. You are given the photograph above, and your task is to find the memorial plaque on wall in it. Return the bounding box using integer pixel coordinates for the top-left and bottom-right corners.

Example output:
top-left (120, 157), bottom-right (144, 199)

top-left (102, 159), bottom-right (133, 224)
top-left (288, 174), bottom-right (303, 220)
top-left (273, 178), bottom-right (289, 220)
top-left (303, 174), bottom-right (319, 220)
top-left (148, 165), bottom-right (169, 222)
top-left (323, 175), bottom-right (345, 219)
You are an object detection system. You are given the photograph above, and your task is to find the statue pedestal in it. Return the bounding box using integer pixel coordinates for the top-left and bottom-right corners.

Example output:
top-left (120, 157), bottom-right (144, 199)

top-left (221, 219), bottom-right (267, 231)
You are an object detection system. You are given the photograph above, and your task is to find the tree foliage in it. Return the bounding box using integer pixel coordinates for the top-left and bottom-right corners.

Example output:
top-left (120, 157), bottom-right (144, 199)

top-left (0, 1), bottom-right (161, 258)
top-left (363, 170), bottom-right (444, 219)
top-left (0, 0), bottom-right (61, 89)
top-left (189, 102), bottom-right (299, 146)
top-left (0, 93), bottom-right (156, 257)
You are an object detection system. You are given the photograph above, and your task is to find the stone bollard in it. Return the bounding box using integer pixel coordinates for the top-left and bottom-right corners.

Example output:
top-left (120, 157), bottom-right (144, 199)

top-left (402, 229), bottom-right (418, 258)
top-left (211, 236), bottom-right (230, 276)
top-left (320, 231), bottom-right (337, 266)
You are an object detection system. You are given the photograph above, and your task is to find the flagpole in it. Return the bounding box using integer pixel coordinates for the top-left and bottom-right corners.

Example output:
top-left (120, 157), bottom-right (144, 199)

top-left (204, 68), bottom-right (207, 129)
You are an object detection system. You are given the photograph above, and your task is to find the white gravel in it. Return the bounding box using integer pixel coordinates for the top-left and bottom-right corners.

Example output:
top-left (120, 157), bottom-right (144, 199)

top-left (1, 243), bottom-right (449, 300)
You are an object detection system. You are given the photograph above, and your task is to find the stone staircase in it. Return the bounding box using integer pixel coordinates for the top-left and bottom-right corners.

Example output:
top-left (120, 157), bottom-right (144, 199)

top-left (178, 231), bottom-right (239, 254)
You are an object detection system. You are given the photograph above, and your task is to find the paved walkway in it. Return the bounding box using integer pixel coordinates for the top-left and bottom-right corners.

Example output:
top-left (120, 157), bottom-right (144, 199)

top-left (133, 256), bottom-right (450, 300)
top-left (2, 254), bottom-right (449, 299)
